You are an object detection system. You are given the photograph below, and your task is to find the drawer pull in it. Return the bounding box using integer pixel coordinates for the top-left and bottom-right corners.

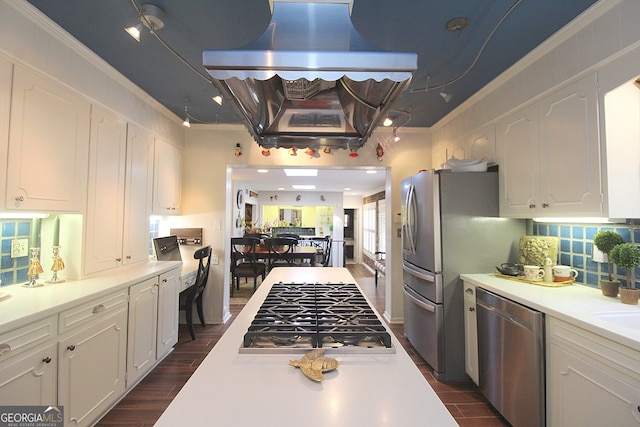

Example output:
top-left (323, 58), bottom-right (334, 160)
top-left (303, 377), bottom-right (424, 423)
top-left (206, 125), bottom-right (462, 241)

top-left (92, 304), bottom-right (105, 314)
top-left (542, 203), bottom-right (549, 208)
top-left (67, 345), bottom-right (76, 351)
top-left (469, 307), bottom-right (475, 312)
top-left (0, 343), bottom-right (11, 356)
top-left (14, 196), bottom-right (24, 202)
top-left (43, 356), bottom-right (52, 364)
top-left (528, 204), bottom-right (536, 209)
top-left (116, 258), bottom-right (122, 262)
top-left (465, 288), bottom-right (473, 294)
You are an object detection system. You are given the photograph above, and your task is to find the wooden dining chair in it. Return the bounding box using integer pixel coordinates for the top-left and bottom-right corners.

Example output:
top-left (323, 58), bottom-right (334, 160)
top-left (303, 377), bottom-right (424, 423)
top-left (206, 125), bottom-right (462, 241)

top-left (265, 237), bottom-right (298, 270)
top-left (314, 237), bottom-right (332, 267)
top-left (179, 245), bottom-right (211, 340)
top-left (230, 237), bottom-right (267, 294)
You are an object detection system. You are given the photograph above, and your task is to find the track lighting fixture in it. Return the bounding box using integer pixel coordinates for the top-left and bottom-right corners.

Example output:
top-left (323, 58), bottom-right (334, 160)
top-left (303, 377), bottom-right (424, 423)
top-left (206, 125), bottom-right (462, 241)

top-left (440, 84), bottom-right (453, 103)
top-left (383, 117), bottom-right (393, 127)
top-left (124, 4), bottom-right (165, 42)
top-left (182, 98), bottom-right (191, 127)
top-left (393, 128), bottom-right (400, 142)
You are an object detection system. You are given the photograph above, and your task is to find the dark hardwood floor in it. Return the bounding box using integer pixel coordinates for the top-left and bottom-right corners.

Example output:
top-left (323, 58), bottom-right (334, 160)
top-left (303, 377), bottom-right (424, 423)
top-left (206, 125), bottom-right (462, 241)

top-left (96, 264), bottom-right (508, 427)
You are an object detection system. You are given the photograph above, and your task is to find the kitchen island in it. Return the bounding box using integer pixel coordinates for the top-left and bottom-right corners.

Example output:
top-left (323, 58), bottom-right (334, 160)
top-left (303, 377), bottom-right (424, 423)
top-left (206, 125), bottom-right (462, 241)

top-left (154, 267), bottom-right (457, 427)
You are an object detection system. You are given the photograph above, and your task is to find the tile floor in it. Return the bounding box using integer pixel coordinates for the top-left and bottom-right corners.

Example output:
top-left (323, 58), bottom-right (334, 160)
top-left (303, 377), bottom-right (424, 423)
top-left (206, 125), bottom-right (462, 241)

top-left (96, 265), bottom-right (509, 426)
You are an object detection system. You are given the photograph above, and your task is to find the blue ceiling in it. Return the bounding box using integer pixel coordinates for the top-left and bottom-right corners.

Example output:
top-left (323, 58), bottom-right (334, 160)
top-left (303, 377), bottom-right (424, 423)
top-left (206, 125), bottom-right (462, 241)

top-left (26, 0), bottom-right (599, 128)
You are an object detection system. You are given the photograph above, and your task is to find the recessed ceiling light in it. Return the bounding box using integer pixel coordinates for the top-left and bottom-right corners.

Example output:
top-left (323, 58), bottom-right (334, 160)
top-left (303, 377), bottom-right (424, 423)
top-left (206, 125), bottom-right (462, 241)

top-left (292, 184), bottom-right (316, 190)
top-left (278, 187), bottom-right (285, 191)
top-left (344, 187), bottom-right (351, 191)
top-left (284, 169), bottom-right (318, 177)
top-left (257, 169), bottom-right (269, 173)
top-left (366, 170), bottom-right (377, 174)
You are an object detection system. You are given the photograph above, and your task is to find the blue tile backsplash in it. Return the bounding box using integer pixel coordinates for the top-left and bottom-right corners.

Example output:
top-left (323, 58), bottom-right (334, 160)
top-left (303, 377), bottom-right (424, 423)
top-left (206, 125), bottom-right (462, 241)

top-left (1, 219), bottom-right (35, 286)
top-left (534, 220), bottom-right (640, 290)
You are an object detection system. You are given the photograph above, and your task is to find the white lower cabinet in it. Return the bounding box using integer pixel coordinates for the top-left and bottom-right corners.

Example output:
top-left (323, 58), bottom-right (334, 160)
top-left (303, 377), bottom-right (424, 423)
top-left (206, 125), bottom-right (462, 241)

top-left (463, 282), bottom-right (479, 385)
top-left (127, 277), bottom-right (159, 387)
top-left (157, 268), bottom-right (180, 358)
top-left (58, 291), bottom-right (128, 427)
top-left (547, 317), bottom-right (640, 426)
top-left (0, 316), bottom-right (57, 405)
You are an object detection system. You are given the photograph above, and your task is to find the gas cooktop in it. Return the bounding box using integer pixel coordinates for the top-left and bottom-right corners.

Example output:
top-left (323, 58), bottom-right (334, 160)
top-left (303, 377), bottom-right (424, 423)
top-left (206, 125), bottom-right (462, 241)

top-left (240, 282), bottom-right (395, 354)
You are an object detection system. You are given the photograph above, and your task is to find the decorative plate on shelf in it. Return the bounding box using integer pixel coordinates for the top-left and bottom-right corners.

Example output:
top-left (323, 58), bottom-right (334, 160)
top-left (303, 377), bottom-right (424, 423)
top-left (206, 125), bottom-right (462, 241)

top-left (236, 189), bottom-right (244, 208)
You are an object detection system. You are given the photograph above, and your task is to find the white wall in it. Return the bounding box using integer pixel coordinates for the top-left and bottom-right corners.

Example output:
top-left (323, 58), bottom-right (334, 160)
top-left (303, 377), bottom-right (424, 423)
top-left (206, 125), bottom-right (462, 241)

top-left (182, 125), bottom-right (431, 323)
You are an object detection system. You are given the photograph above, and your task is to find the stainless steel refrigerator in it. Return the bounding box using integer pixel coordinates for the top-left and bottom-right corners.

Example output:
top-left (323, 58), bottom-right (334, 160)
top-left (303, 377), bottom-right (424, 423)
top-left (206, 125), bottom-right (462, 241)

top-left (401, 169), bottom-right (524, 381)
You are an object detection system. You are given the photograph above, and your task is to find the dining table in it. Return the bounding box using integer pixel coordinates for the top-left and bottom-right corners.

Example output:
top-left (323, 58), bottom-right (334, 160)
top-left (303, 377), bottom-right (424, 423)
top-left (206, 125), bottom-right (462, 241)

top-left (253, 244), bottom-right (319, 263)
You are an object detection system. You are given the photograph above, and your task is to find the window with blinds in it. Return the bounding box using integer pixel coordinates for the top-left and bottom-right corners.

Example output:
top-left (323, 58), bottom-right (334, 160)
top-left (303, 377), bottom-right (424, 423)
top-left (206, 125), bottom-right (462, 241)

top-left (362, 191), bottom-right (386, 257)
top-left (363, 201), bottom-right (376, 255)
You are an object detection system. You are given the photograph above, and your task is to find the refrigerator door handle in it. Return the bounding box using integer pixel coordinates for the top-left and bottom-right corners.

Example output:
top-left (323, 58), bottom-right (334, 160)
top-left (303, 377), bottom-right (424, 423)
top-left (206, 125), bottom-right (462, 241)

top-left (406, 184), bottom-right (417, 254)
top-left (403, 262), bottom-right (436, 282)
top-left (403, 284), bottom-right (436, 312)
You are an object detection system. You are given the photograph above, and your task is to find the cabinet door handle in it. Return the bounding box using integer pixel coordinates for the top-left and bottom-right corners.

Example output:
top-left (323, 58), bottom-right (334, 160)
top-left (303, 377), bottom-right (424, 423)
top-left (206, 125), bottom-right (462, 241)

top-left (126, 255), bottom-right (132, 259)
top-left (162, 278), bottom-right (168, 283)
top-left (541, 203), bottom-right (549, 208)
top-left (92, 304), bottom-right (105, 314)
top-left (529, 204), bottom-right (536, 209)
top-left (0, 343), bottom-right (11, 356)
top-left (43, 356), bottom-right (52, 364)
top-left (469, 307), bottom-right (475, 312)
top-left (116, 258), bottom-right (122, 262)
top-left (465, 288), bottom-right (473, 294)
top-left (67, 345), bottom-right (76, 351)
top-left (14, 196), bottom-right (24, 202)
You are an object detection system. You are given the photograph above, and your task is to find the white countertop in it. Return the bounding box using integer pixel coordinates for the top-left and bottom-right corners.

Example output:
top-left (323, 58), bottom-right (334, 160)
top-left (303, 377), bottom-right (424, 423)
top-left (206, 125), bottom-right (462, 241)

top-left (154, 267), bottom-right (457, 427)
top-left (461, 273), bottom-right (640, 351)
top-left (0, 261), bottom-right (185, 333)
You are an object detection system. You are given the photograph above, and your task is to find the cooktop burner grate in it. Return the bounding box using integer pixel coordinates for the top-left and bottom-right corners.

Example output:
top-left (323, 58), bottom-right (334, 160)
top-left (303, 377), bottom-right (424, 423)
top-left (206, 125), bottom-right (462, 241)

top-left (242, 282), bottom-right (393, 353)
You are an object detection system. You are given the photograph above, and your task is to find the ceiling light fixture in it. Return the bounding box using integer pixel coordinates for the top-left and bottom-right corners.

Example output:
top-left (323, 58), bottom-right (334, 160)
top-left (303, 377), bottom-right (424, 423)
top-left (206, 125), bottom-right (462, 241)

top-left (182, 98), bottom-right (191, 127)
top-left (440, 84), bottom-right (452, 103)
top-left (383, 117), bottom-right (393, 127)
top-left (292, 185), bottom-right (316, 190)
top-left (124, 3), bottom-right (165, 42)
top-left (393, 128), bottom-right (400, 142)
top-left (284, 169), bottom-right (318, 177)
top-left (212, 95), bottom-right (223, 105)
top-left (124, 23), bottom-right (143, 42)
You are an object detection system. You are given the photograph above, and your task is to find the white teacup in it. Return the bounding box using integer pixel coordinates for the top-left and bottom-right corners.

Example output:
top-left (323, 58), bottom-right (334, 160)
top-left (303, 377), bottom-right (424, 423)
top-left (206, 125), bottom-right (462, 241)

top-left (553, 265), bottom-right (578, 282)
top-left (523, 265), bottom-right (545, 281)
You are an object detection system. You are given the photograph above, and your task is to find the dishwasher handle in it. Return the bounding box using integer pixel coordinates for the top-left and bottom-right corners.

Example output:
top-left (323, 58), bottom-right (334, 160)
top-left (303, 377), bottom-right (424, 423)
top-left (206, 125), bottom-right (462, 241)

top-left (476, 288), bottom-right (539, 332)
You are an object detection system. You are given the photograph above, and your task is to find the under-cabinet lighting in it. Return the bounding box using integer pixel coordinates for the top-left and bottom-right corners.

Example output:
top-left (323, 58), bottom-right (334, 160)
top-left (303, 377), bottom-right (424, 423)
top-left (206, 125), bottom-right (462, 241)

top-left (0, 213), bottom-right (48, 219)
top-left (533, 217), bottom-right (627, 224)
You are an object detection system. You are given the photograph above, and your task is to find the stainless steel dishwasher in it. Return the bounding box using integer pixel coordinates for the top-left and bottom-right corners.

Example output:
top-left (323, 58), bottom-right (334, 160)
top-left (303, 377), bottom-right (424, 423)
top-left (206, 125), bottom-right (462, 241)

top-left (476, 288), bottom-right (545, 427)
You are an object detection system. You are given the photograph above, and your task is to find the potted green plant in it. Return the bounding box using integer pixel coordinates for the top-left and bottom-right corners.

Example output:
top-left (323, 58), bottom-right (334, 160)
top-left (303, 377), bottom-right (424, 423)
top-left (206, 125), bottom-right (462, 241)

top-left (609, 243), bottom-right (640, 304)
top-left (593, 230), bottom-right (625, 296)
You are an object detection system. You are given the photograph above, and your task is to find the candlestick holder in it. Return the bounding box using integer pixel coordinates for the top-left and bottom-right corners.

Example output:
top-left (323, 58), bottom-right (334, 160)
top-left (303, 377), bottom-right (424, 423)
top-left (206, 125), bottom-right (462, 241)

top-left (46, 245), bottom-right (65, 284)
top-left (24, 247), bottom-right (44, 288)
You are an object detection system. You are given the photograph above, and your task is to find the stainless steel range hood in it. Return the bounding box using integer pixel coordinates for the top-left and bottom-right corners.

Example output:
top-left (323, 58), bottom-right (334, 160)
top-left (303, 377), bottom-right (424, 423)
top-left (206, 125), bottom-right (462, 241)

top-left (203, 0), bottom-right (417, 151)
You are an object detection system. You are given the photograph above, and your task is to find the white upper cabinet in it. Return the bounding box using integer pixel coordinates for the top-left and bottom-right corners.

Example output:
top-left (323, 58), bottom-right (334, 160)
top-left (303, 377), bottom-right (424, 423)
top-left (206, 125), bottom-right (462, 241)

top-left (122, 122), bottom-right (154, 265)
top-left (497, 73), bottom-right (602, 217)
top-left (84, 105), bottom-right (127, 275)
top-left (84, 111), bottom-right (154, 276)
top-left (6, 65), bottom-right (90, 212)
top-left (0, 56), bottom-right (11, 208)
top-left (153, 138), bottom-right (182, 214)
